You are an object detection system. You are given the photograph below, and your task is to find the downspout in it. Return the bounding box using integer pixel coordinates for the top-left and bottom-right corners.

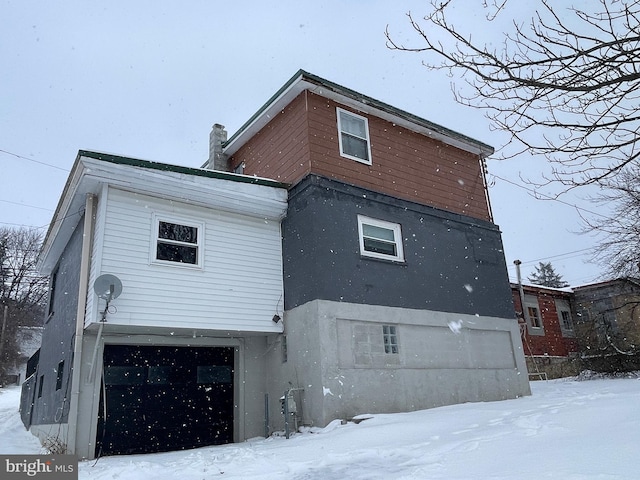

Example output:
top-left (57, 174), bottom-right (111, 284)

top-left (480, 155), bottom-right (494, 223)
top-left (66, 194), bottom-right (96, 455)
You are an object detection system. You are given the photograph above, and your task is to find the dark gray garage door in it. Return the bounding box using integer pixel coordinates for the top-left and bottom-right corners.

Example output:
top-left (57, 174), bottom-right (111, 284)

top-left (97, 345), bottom-right (234, 456)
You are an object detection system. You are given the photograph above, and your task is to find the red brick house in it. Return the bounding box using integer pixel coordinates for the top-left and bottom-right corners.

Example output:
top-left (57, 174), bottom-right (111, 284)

top-left (511, 283), bottom-right (579, 378)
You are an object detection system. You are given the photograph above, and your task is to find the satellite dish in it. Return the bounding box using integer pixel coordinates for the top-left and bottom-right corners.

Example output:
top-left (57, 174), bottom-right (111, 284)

top-left (93, 274), bottom-right (123, 301)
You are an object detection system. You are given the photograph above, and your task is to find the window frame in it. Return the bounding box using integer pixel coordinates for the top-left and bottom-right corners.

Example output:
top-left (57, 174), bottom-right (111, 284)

top-left (47, 267), bottom-right (58, 320)
top-left (151, 214), bottom-right (204, 268)
top-left (560, 310), bottom-right (573, 329)
top-left (336, 107), bottom-right (372, 165)
top-left (357, 215), bottom-right (405, 262)
top-left (527, 305), bottom-right (542, 328)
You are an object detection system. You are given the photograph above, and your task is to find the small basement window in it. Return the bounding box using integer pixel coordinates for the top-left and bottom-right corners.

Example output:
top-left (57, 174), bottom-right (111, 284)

top-left (357, 215), bottom-right (404, 262)
top-left (382, 325), bottom-right (399, 354)
top-left (337, 107), bottom-right (372, 164)
top-left (152, 216), bottom-right (203, 267)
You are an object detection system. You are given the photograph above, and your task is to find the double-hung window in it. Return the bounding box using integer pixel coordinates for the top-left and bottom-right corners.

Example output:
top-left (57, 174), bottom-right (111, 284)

top-left (527, 306), bottom-right (542, 328)
top-left (357, 215), bottom-right (404, 262)
top-left (153, 216), bottom-right (203, 267)
top-left (337, 107), bottom-right (372, 164)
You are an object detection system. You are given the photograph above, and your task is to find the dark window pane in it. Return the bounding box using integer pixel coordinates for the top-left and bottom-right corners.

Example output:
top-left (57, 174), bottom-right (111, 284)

top-left (56, 360), bottom-right (64, 390)
top-left (342, 134), bottom-right (368, 160)
top-left (148, 366), bottom-right (190, 385)
top-left (340, 111), bottom-right (366, 137)
top-left (197, 366), bottom-right (233, 384)
top-left (104, 366), bottom-right (146, 386)
top-left (158, 222), bottom-right (197, 244)
top-left (157, 242), bottom-right (197, 264)
top-left (363, 238), bottom-right (397, 256)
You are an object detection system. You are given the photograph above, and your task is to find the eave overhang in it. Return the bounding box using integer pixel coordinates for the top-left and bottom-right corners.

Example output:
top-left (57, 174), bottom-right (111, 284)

top-left (222, 69), bottom-right (495, 159)
top-left (37, 150), bottom-right (289, 275)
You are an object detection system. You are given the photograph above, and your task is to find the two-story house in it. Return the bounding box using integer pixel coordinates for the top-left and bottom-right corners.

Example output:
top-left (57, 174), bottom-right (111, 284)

top-left (511, 283), bottom-right (579, 379)
top-left (22, 70), bottom-right (530, 459)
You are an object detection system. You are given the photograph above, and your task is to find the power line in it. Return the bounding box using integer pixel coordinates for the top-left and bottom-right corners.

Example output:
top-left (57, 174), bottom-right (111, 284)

top-left (0, 148), bottom-right (69, 172)
top-left (489, 173), bottom-right (610, 220)
top-left (0, 198), bottom-right (54, 212)
top-left (506, 247), bottom-right (595, 269)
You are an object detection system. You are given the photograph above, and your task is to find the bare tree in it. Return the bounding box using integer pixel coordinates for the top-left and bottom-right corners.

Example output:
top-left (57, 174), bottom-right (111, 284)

top-left (583, 165), bottom-right (640, 278)
top-left (386, 0), bottom-right (640, 189)
top-left (0, 227), bottom-right (47, 380)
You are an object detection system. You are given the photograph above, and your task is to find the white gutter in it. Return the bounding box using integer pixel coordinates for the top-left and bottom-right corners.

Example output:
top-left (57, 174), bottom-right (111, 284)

top-left (65, 193), bottom-right (96, 455)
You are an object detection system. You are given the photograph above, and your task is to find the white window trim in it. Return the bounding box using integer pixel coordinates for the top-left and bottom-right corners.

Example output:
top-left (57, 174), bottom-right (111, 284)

top-left (357, 215), bottom-right (405, 262)
top-left (336, 107), bottom-right (372, 165)
top-left (150, 213), bottom-right (204, 268)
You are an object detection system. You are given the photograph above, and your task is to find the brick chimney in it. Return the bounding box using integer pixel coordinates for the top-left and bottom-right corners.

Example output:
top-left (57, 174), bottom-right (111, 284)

top-left (206, 123), bottom-right (228, 171)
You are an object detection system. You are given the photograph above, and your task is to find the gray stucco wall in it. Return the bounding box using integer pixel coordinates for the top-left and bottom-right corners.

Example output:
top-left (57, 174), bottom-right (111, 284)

top-left (282, 175), bottom-right (515, 319)
top-left (27, 217), bottom-right (84, 427)
top-left (267, 300), bottom-right (530, 431)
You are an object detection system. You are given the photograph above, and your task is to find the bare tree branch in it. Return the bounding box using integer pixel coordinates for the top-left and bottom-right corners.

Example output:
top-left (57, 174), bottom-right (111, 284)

top-left (386, 0), bottom-right (640, 188)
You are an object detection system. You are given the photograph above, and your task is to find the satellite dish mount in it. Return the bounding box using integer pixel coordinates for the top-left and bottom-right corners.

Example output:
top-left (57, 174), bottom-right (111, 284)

top-left (93, 274), bottom-right (123, 322)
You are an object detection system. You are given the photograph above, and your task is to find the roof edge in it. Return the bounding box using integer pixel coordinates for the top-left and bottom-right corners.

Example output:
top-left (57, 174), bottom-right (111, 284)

top-left (78, 150), bottom-right (289, 189)
top-left (223, 69), bottom-right (494, 157)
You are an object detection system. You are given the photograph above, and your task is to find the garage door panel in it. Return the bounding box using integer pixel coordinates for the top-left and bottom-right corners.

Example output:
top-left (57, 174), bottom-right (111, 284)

top-left (99, 345), bottom-right (234, 456)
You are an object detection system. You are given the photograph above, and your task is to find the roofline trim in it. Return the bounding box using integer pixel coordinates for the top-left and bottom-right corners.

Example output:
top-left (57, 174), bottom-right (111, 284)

top-left (222, 70), bottom-right (495, 158)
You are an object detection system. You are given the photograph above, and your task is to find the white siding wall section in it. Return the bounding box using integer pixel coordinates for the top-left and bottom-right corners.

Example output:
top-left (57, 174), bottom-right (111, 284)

top-left (95, 187), bottom-right (284, 333)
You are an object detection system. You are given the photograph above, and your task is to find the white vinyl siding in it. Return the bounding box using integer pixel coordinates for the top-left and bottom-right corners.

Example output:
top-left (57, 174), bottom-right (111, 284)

top-left (93, 187), bottom-right (284, 333)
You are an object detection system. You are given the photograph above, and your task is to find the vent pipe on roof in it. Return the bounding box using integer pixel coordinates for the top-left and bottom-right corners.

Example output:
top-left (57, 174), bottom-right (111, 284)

top-left (206, 123), bottom-right (228, 171)
top-left (514, 259), bottom-right (531, 325)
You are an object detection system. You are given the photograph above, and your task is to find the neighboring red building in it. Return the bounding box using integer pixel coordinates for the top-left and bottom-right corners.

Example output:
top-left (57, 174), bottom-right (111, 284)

top-left (511, 283), bottom-right (579, 378)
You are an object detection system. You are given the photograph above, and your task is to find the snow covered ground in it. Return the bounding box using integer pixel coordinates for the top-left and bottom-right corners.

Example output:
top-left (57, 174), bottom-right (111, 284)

top-left (1, 375), bottom-right (639, 479)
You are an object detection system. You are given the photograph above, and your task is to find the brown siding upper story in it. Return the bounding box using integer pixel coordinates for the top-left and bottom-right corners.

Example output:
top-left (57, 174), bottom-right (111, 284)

top-left (230, 91), bottom-right (491, 221)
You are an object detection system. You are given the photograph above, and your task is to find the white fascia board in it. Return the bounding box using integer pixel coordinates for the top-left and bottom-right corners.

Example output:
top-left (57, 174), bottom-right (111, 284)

top-left (79, 157), bottom-right (288, 219)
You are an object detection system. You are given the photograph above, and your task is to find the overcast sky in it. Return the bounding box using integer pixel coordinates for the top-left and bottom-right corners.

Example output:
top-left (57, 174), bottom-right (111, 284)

top-left (1, 1), bottom-right (608, 286)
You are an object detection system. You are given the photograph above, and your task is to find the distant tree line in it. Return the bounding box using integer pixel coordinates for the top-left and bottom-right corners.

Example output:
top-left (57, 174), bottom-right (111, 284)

top-left (0, 227), bottom-right (47, 383)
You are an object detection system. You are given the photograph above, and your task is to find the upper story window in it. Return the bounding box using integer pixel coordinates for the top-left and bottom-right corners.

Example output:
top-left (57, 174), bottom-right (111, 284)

top-left (523, 295), bottom-right (545, 336)
top-left (357, 215), bottom-right (404, 262)
top-left (337, 107), bottom-right (372, 164)
top-left (152, 215), bottom-right (203, 267)
top-left (527, 306), bottom-right (542, 328)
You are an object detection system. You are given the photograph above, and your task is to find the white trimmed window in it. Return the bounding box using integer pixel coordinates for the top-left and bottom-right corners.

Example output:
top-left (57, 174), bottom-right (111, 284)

top-left (337, 107), bottom-right (372, 164)
top-left (357, 215), bottom-right (404, 262)
top-left (152, 215), bottom-right (203, 267)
